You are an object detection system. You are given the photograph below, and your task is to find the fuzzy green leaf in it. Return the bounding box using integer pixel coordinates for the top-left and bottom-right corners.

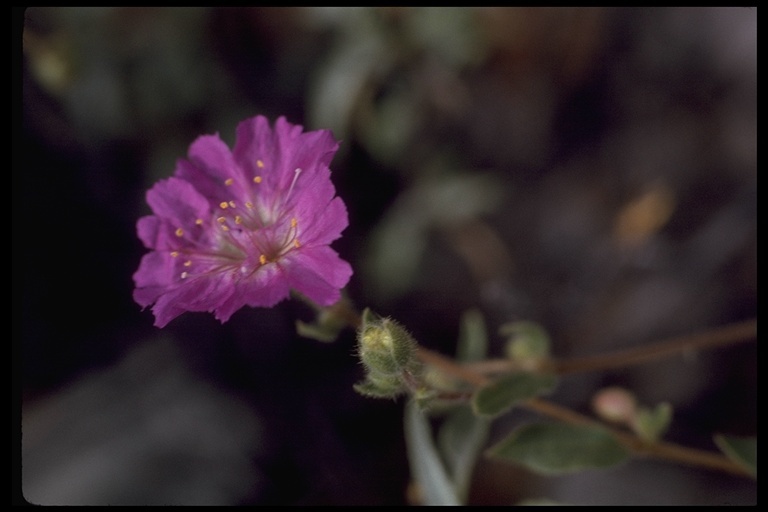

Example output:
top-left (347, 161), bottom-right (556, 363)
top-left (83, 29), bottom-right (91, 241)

top-left (472, 373), bottom-right (558, 418)
top-left (487, 422), bottom-right (630, 475)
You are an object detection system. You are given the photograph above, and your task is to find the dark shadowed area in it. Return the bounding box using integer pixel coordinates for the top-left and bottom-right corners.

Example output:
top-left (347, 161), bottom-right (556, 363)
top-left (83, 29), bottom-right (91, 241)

top-left (16, 7), bottom-right (755, 505)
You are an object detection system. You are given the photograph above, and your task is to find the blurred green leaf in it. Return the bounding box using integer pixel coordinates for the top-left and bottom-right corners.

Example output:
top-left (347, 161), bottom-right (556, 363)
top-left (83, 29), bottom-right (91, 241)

top-left (437, 405), bottom-right (490, 504)
top-left (404, 7), bottom-right (487, 68)
top-left (456, 308), bottom-right (488, 363)
top-left (357, 83), bottom-right (419, 167)
top-left (632, 402), bottom-right (672, 443)
top-left (472, 373), bottom-right (557, 418)
top-left (295, 320), bottom-right (341, 343)
top-left (487, 422), bottom-right (630, 475)
top-left (714, 434), bottom-right (756, 477)
top-left (500, 320), bottom-right (551, 362)
top-left (404, 400), bottom-right (461, 505)
top-left (307, 9), bottom-right (391, 143)
top-left (364, 171), bottom-right (504, 300)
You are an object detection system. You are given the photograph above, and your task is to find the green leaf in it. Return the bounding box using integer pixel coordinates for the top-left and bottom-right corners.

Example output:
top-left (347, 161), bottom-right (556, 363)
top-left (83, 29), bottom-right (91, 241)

top-left (295, 320), bottom-right (341, 343)
top-left (487, 422), bottom-right (630, 475)
top-left (404, 400), bottom-right (461, 505)
top-left (633, 402), bottom-right (673, 442)
top-left (714, 434), bottom-right (756, 477)
top-left (456, 308), bottom-right (488, 363)
top-left (500, 321), bottom-right (551, 361)
top-left (472, 373), bottom-right (558, 418)
top-left (437, 405), bottom-right (490, 503)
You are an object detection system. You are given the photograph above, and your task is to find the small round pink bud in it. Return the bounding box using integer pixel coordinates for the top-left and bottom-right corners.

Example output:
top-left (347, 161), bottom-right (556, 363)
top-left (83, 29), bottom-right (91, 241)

top-left (592, 387), bottom-right (638, 424)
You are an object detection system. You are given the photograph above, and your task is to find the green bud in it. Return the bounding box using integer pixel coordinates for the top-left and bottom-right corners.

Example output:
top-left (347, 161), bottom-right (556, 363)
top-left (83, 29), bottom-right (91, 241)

top-left (357, 308), bottom-right (419, 377)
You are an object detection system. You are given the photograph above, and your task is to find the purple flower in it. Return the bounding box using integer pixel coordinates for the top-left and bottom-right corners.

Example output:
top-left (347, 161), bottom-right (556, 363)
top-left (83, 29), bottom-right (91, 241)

top-left (133, 116), bottom-right (353, 327)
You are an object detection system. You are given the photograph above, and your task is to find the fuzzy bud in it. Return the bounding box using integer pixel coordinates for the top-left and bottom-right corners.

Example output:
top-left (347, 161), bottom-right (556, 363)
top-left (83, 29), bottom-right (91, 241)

top-left (354, 309), bottom-right (422, 399)
top-left (358, 309), bottom-right (419, 376)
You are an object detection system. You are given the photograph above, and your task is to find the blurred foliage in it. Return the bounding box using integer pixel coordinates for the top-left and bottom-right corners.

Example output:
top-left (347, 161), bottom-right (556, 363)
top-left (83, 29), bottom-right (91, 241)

top-left (487, 422), bottom-right (630, 475)
top-left (19, 6), bottom-right (755, 506)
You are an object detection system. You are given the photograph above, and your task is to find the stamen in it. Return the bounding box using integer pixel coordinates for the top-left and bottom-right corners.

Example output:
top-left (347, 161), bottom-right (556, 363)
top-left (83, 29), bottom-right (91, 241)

top-left (228, 200), bottom-right (237, 209)
top-left (253, 176), bottom-right (262, 183)
top-left (259, 254), bottom-right (267, 265)
top-left (217, 216), bottom-right (226, 224)
top-left (257, 160), bottom-right (264, 168)
top-left (220, 201), bottom-right (229, 209)
top-left (175, 228), bottom-right (184, 237)
top-left (235, 215), bottom-right (243, 224)
top-left (294, 240), bottom-right (301, 248)
top-left (245, 201), bottom-right (254, 209)
top-left (183, 260), bottom-right (192, 267)
top-left (225, 178), bottom-right (234, 186)
top-left (287, 168), bottom-right (302, 198)
top-left (170, 251), bottom-right (179, 258)
top-left (195, 218), bottom-right (203, 225)
top-left (181, 271), bottom-right (188, 279)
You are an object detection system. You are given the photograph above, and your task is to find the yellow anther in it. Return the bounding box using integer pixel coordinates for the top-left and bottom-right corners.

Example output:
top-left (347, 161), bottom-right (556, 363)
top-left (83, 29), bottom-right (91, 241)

top-left (225, 178), bottom-right (234, 186)
top-left (245, 201), bottom-right (254, 209)
top-left (184, 260), bottom-right (192, 267)
top-left (195, 218), bottom-right (203, 225)
top-left (228, 200), bottom-right (237, 208)
top-left (235, 215), bottom-right (243, 224)
top-left (222, 225), bottom-right (230, 232)
top-left (291, 218), bottom-right (297, 228)
top-left (253, 176), bottom-right (262, 183)
top-left (259, 254), bottom-right (267, 265)
top-left (175, 228), bottom-right (184, 237)
top-left (294, 240), bottom-right (301, 248)
top-left (257, 160), bottom-right (264, 168)
top-left (170, 251), bottom-right (179, 258)
top-left (217, 216), bottom-right (226, 223)
top-left (220, 201), bottom-right (228, 209)
top-left (181, 271), bottom-right (188, 279)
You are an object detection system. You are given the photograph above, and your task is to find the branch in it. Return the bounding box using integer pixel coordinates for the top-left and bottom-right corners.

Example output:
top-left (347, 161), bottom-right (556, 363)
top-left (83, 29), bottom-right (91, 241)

top-left (463, 319), bottom-right (757, 377)
top-left (415, 346), bottom-right (753, 479)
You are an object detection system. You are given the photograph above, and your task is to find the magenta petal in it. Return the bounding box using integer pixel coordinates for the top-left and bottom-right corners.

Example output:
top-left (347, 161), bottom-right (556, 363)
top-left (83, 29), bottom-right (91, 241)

top-left (146, 177), bottom-right (210, 226)
top-left (284, 246), bottom-right (353, 306)
top-left (212, 265), bottom-right (292, 322)
top-left (187, 135), bottom-right (243, 188)
top-left (297, 197), bottom-right (349, 246)
top-left (133, 251), bottom-right (175, 289)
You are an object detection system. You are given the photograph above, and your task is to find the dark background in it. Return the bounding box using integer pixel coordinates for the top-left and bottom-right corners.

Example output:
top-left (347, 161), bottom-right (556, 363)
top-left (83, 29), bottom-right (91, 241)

top-left (16, 7), bottom-right (756, 505)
